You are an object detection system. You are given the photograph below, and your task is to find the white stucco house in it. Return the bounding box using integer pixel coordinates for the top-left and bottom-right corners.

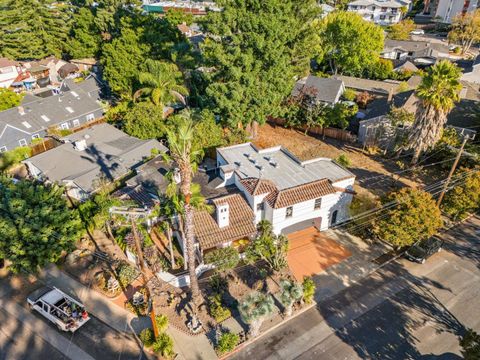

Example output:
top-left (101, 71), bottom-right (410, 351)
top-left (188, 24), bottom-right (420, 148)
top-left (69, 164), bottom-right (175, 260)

top-left (214, 143), bottom-right (356, 235)
top-left (347, 0), bottom-right (411, 25)
top-left (0, 58), bottom-right (21, 89)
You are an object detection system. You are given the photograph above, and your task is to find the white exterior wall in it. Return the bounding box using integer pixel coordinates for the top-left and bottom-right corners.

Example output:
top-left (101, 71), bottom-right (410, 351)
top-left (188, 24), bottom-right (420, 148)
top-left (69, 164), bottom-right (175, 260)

top-left (0, 65), bottom-right (19, 88)
top-left (433, 0), bottom-right (478, 23)
top-left (347, 5), bottom-right (403, 25)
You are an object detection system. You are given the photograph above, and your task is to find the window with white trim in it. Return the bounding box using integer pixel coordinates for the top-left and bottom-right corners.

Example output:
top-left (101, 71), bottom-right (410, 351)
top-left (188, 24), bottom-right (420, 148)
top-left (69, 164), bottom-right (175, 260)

top-left (286, 206), bottom-right (293, 218)
top-left (61, 122), bottom-right (69, 130)
top-left (65, 106), bottom-right (74, 113)
top-left (256, 203), bottom-right (264, 211)
top-left (0, 146), bottom-right (7, 153)
top-left (314, 198), bottom-right (322, 210)
top-left (18, 138), bottom-right (27, 146)
top-left (85, 113), bottom-right (95, 121)
top-left (73, 119), bottom-right (80, 127)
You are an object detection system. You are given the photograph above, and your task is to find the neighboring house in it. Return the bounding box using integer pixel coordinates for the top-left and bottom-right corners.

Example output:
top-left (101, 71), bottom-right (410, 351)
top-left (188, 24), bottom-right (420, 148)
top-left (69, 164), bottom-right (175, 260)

top-left (461, 55), bottom-right (480, 85)
top-left (177, 22), bottom-right (205, 50)
top-left (0, 77), bottom-right (105, 152)
top-left (292, 75), bottom-right (345, 105)
top-left (24, 123), bottom-right (166, 200)
top-left (22, 57), bottom-right (68, 86)
top-left (419, 0), bottom-right (478, 23)
top-left (381, 39), bottom-right (452, 66)
top-left (142, 0), bottom-right (221, 14)
top-left (69, 58), bottom-right (98, 73)
top-left (347, 0), bottom-right (410, 25)
top-left (0, 58), bottom-right (21, 89)
top-left (319, 3), bottom-right (335, 17)
top-left (332, 75), bottom-right (399, 96)
top-left (394, 60), bottom-right (419, 73)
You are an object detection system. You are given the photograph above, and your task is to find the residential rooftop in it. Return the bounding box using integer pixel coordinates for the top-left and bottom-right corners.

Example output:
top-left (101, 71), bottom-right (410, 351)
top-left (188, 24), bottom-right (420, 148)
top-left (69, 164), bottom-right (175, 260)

top-left (25, 123), bottom-right (166, 194)
top-left (292, 75), bottom-right (344, 104)
top-left (217, 143), bottom-right (354, 190)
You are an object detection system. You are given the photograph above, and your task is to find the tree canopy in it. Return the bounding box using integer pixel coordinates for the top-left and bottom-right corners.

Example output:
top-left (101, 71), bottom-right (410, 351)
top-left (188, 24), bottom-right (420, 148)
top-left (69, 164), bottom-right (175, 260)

top-left (442, 168), bottom-right (480, 220)
top-left (388, 19), bottom-right (416, 40)
top-left (201, 0), bottom-right (321, 128)
top-left (448, 9), bottom-right (480, 54)
top-left (0, 0), bottom-right (71, 59)
top-left (0, 88), bottom-right (23, 111)
top-left (123, 102), bottom-right (168, 139)
top-left (66, 7), bottom-right (102, 59)
top-left (318, 11), bottom-right (384, 76)
top-left (373, 188), bottom-right (443, 248)
top-left (0, 177), bottom-right (84, 273)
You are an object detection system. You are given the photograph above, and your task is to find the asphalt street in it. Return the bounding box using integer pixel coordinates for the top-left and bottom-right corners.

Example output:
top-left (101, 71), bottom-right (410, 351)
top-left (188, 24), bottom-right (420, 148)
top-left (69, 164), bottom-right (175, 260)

top-left (231, 215), bottom-right (480, 360)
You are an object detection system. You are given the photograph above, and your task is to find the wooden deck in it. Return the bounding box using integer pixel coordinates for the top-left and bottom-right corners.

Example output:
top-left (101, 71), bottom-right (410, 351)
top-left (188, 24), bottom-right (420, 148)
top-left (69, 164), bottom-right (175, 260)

top-left (287, 227), bottom-right (352, 281)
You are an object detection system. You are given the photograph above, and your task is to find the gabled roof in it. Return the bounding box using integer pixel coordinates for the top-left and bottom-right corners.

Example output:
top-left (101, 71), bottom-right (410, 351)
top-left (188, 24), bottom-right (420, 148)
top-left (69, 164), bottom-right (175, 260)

top-left (264, 179), bottom-right (337, 209)
top-left (333, 75), bottom-right (397, 95)
top-left (193, 194), bottom-right (256, 249)
top-left (0, 58), bottom-right (19, 68)
top-left (25, 123), bottom-right (166, 194)
top-left (349, 0), bottom-right (404, 7)
top-left (239, 177), bottom-right (277, 196)
top-left (292, 75), bottom-right (344, 104)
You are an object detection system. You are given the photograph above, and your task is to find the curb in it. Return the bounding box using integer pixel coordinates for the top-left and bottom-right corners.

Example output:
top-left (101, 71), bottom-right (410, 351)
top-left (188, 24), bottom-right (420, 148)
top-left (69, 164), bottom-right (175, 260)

top-left (221, 302), bottom-right (317, 360)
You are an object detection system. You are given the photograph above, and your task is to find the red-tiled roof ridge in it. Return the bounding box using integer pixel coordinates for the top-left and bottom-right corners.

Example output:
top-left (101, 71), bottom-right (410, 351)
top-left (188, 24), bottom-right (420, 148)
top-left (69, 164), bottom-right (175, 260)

top-left (265, 178), bottom-right (337, 209)
top-left (239, 177), bottom-right (277, 196)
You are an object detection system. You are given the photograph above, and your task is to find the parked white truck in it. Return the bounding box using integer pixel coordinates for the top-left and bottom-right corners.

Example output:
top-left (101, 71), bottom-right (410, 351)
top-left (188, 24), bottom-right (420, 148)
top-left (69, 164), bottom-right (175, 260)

top-left (27, 286), bottom-right (90, 332)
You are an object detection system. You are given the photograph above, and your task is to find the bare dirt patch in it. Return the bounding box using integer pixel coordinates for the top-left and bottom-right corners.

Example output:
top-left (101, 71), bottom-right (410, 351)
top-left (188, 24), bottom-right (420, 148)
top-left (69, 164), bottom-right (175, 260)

top-left (253, 123), bottom-right (429, 196)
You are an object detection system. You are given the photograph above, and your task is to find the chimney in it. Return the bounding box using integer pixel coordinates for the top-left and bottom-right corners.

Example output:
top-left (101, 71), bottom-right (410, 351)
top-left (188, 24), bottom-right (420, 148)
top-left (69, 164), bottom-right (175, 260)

top-left (387, 88), bottom-right (394, 103)
top-left (216, 202), bottom-right (230, 228)
top-left (74, 139), bottom-right (87, 151)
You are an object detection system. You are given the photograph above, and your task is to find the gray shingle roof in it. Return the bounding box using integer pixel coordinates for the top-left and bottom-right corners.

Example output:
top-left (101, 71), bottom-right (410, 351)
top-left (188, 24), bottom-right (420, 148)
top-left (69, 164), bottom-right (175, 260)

top-left (25, 123), bottom-right (167, 194)
top-left (0, 77), bottom-right (103, 136)
top-left (292, 75), bottom-right (344, 104)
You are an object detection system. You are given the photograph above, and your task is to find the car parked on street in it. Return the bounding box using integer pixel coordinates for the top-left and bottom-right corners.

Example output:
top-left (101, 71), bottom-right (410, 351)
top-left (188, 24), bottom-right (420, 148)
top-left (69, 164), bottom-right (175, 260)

top-left (27, 286), bottom-right (90, 332)
top-left (410, 29), bottom-right (425, 35)
top-left (405, 237), bottom-right (444, 264)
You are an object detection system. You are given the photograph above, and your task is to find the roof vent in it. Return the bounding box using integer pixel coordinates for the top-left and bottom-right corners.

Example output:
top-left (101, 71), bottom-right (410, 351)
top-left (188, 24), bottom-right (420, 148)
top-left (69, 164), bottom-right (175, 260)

top-left (84, 134), bottom-right (90, 140)
top-left (18, 106), bottom-right (25, 115)
top-left (74, 139), bottom-right (87, 151)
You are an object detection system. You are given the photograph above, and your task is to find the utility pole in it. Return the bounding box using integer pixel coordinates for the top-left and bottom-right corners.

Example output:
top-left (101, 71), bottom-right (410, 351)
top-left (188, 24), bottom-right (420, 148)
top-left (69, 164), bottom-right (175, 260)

top-left (109, 207), bottom-right (159, 338)
top-left (436, 135), bottom-right (470, 207)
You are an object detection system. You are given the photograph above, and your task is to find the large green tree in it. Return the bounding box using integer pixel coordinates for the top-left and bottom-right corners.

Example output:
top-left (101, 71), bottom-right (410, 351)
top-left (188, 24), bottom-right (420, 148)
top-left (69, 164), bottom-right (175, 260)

top-left (442, 168), bottom-right (480, 220)
top-left (101, 17), bottom-right (150, 96)
top-left (373, 188), bottom-right (443, 248)
top-left (0, 0), bottom-right (71, 59)
top-left (123, 102), bottom-right (168, 139)
top-left (318, 11), bottom-right (384, 76)
top-left (0, 177), bottom-right (84, 273)
top-left (202, 0), bottom-right (321, 129)
top-left (405, 60), bottom-right (461, 164)
top-left (66, 7), bottom-right (102, 59)
top-left (448, 9), bottom-right (480, 54)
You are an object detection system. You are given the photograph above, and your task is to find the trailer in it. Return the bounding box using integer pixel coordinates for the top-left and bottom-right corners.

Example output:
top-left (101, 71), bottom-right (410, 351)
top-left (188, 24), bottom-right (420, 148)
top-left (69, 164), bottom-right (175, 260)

top-left (27, 286), bottom-right (90, 332)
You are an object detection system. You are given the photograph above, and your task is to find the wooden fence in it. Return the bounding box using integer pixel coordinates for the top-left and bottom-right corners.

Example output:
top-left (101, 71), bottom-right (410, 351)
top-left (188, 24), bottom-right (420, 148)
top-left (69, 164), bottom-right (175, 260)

top-left (30, 138), bottom-right (57, 156)
top-left (267, 117), bottom-right (357, 143)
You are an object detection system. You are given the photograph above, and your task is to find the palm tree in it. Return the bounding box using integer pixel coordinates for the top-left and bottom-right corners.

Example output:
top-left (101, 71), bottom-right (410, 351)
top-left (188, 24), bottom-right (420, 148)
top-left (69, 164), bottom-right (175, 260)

top-left (239, 292), bottom-right (275, 338)
top-left (134, 59), bottom-right (188, 111)
top-left (278, 279), bottom-right (303, 317)
top-left (407, 60), bottom-right (461, 164)
top-left (164, 112), bottom-right (204, 312)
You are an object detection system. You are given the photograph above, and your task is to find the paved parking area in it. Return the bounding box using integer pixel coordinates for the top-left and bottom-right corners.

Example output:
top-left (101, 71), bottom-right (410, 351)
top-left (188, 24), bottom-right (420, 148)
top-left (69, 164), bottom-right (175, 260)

top-left (287, 227), bottom-right (352, 281)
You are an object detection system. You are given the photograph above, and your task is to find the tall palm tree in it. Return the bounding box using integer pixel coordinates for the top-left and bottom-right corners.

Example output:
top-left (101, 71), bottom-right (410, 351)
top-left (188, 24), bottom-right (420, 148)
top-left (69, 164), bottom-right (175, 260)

top-left (407, 60), bottom-right (461, 164)
top-left (164, 112), bottom-right (204, 312)
top-left (134, 59), bottom-right (188, 111)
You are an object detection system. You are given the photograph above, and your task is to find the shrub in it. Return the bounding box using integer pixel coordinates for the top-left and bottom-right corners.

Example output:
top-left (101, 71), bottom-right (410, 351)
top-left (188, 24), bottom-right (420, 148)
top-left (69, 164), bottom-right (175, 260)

top-left (209, 274), bottom-right (228, 294)
top-left (343, 88), bottom-right (356, 101)
top-left (116, 263), bottom-right (139, 286)
top-left (152, 332), bottom-right (175, 358)
top-left (302, 277), bottom-right (316, 304)
top-left (155, 314), bottom-right (169, 333)
top-left (216, 332), bottom-right (239, 355)
top-left (208, 294), bottom-right (231, 323)
top-left (0, 146), bottom-right (32, 172)
top-left (139, 328), bottom-right (155, 347)
top-left (204, 247), bottom-right (239, 274)
top-left (335, 154), bottom-right (351, 168)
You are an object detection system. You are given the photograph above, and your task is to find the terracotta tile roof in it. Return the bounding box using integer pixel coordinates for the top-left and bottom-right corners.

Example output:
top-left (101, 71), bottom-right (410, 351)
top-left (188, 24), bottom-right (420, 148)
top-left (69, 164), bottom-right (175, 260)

top-left (265, 179), bottom-right (337, 209)
top-left (193, 194), bottom-right (256, 250)
top-left (239, 177), bottom-right (277, 196)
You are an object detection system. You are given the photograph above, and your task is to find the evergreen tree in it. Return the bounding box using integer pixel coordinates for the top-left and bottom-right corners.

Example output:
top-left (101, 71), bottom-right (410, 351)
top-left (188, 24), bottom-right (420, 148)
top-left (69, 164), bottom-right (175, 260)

top-left (66, 7), bottom-right (102, 59)
top-left (0, 177), bottom-right (84, 273)
top-left (0, 0), bottom-right (71, 59)
top-left (202, 0), bottom-right (321, 129)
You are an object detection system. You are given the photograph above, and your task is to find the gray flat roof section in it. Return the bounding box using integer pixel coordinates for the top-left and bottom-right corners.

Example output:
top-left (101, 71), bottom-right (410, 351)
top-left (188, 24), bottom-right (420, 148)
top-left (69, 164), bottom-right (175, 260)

top-left (217, 143), bottom-right (354, 190)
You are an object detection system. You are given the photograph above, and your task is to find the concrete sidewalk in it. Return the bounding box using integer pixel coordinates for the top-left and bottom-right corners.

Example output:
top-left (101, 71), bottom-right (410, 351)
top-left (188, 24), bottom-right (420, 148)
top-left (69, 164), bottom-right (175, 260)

top-left (40, 265), bottom-right (151, 334)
